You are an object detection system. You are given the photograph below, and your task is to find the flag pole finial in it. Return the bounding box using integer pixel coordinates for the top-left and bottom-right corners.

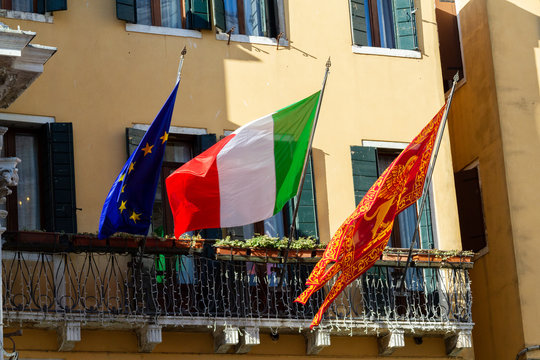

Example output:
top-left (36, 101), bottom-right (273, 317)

top-left (177, 46), bottom-right (187, 82)
top-left (453, 71), bottom-right (460, 83)
top-left (326, 57), bottom-right (331, 68)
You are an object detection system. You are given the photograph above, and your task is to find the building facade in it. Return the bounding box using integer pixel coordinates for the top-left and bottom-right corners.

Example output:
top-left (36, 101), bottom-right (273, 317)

top-left (443, 0), bottom-right (540, 358)
top-left (0, 0), bottom-right (474, 358)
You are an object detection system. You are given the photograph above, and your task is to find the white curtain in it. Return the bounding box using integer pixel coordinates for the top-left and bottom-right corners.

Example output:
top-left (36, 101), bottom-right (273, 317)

top-left (16, 134), bottom-right (40, 230)
top-left (161, 0), bottom-right (182, 28)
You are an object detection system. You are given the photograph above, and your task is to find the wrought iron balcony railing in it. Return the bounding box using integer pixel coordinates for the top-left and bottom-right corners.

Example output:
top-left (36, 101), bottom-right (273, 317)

top-left (1, 244), bottom-right (472, 334)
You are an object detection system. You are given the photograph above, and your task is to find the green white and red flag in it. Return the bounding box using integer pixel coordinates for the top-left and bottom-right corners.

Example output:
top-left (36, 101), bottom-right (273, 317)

top-left (166, 91), bottom-right (320, 238)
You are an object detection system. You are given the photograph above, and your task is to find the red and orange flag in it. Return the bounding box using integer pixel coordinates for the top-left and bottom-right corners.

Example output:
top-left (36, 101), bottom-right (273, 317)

top-left (295, 104), bottom-right (447, 328)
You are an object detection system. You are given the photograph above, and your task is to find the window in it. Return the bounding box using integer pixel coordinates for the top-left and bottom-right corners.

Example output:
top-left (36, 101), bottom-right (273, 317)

top-left (213, 0), bottom-right (281, 38)
top-left (126, 127), bottom-right (216, 237)
top-left (454, 166), bottom-right (486, 252)
top-left (0, 0), bottom-right (66, 14)
top-left (1, 122), bottom-right (77, 233)
top-left (350, 146), bottom-right (434, 249)
top-left (349, 0), bottom-right (418, 50)
top-left (116, 0), bottom-right (211, 30)
top-left (435, 0), bottom-right (464, 91)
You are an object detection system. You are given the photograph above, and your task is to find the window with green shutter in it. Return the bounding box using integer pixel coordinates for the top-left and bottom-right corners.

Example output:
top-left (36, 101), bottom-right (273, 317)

top-left (349, 0), bottom-right (418, 50)
top-left (1, 0), bottom-right (68, 14)
top-left (350, 145), bottom-right (433, 249)
top-left (3, 123), bottom-right (77, 234)
top-left (126, 128), bottom-right (217, 238)
top-left (117, 0), bottom-right (211, 30)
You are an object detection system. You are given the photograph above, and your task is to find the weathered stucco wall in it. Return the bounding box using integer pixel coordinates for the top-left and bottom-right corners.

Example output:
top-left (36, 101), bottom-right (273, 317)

top-left (486, 0), bottom-right (540, 352)
top-left (449, 0), bottom-right (540, 357)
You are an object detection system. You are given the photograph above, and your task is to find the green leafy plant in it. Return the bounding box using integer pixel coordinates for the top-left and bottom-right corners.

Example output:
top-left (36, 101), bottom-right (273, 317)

top-left (215, 237), bottom-right (248, 248)
top-left (245, 235), bottom-right (280, 249)
top-left (290, 237), bottom-right (316, 250)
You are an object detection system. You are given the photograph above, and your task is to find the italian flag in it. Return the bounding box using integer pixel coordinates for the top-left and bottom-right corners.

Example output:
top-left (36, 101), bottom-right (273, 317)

top-left (166, 91), bottom-right (321, 237)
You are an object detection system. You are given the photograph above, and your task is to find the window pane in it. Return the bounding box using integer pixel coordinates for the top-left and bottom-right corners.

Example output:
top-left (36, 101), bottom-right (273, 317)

top-left (377, 0), bottom-right (396, 48)
top-left (12, 0), bottom-right (33, 12)
top-left (243, 0), bottom-right (267, 36)
top-left (161, 0), bottom-right (182, 28)
top-left (136, 0), bottom-right (152, 25)
top-left (224, 0), bottom-right (240, 33)
top-left (15, 134), bottom-right (40, 230)
top-left (164, 141), bottom-right (192, 163)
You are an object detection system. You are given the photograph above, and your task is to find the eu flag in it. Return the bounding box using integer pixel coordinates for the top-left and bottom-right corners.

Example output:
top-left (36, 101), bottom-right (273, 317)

top-left (98, 82), bottom-right (179, 239)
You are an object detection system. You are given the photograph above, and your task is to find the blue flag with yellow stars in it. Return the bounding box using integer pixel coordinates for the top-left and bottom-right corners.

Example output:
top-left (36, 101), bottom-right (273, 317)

top-left (98, 82), bottom-right (179, 239)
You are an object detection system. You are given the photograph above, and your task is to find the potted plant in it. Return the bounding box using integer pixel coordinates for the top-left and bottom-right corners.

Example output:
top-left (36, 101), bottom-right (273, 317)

top-left (214, 237), bottom-right (249, 256)
top-left (382, 248), bottom-right (410, 262)
top-left (289, 237), bottom-right (317, 258)
top-left (245, 235), bottom-right (281, 258)
top-left (175, 234), bottom-right (205, 252)
top-left (313, 243), bottom-right (326, 258)
top-left (413, 249), bottom-right (475, 263)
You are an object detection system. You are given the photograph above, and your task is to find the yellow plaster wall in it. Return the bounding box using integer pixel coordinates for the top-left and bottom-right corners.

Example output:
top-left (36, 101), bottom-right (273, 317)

top-left (448, 0), bottom-right (540, 357)
top-left (0, 0), bottom-right (461, 249)
top-left (485, 0), bottom-right (540, 351)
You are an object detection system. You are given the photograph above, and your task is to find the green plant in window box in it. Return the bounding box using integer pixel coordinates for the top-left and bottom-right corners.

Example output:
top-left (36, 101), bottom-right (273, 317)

top-left (245, 235), bottom-right (281, 257)
top-left (214, 237), bottom-right (249, 256)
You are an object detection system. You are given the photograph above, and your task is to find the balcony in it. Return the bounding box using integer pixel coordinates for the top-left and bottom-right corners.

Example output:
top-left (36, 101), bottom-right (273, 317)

top-left (1, 236), bottom-right (474, 355)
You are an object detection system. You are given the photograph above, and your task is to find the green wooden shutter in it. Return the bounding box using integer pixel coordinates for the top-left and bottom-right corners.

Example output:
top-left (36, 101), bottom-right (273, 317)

top-left (293, 155), bottom-right (318, 239)
top-left (195, 133), bottom-right (217, 155)
top-left (212, 0), bottom-right (226, 32)
top-left (392, 0), bottom-right (418, 50)
top-left (185, 0), bottom-right (211, 30)
top-left (49, 123), bottom-right (77, 233)
top-left (419, 191), bottom-right (434, 249)
top-left (350, 146), bottom-right (378, 206)
top-left (46, 0), bottom-right (67, 11)
top-left (126, 128), bottom-right (145, 158)
top-left (350, 0), bottom-right (369, 46)
top-left (116, 0), bottom-right (137, 23)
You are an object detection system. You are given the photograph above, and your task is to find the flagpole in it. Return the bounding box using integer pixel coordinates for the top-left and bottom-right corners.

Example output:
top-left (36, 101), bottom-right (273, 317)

top-left (397, 72), bottom-right (460, 291)
top-left (279, 57), bottom-right (331, 287)
top-left (137, 47), bottom-right (187, 270)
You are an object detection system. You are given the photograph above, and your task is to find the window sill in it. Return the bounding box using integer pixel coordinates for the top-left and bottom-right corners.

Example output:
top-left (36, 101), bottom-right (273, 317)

top-left (352, 45), bottom-right (421, 59)
top-left (0, 9), bottom-right (53, 23)
top-left (216, 32), bottom-right (288, 47)
top-left (125, 24), bottom-right (202, 39)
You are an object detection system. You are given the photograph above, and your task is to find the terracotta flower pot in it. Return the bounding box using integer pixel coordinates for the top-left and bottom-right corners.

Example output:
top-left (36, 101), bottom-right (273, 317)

top-left (216, 247), bottom-right (248, 256)
top-left (250, 248), bottom-right (280, 258)
top-left (17, 231), bottom-right (59, 245)
top-left (293, 249), bottom-right (314, 258)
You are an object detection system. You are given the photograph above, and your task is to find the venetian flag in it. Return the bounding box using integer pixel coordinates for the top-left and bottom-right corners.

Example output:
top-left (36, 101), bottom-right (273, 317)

top-left (295, 104), bottom-right (447, 328)
top-left (98, 82), bottom-right (179, 239)
top-left (166, 91), bottom-right (321, 238)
